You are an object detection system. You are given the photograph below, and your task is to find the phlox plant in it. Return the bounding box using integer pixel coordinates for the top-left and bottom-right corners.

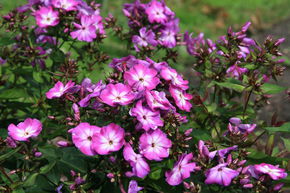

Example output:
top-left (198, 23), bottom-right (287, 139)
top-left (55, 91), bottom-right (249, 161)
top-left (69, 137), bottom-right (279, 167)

top-left (0, 0), bottom-right (289, 193)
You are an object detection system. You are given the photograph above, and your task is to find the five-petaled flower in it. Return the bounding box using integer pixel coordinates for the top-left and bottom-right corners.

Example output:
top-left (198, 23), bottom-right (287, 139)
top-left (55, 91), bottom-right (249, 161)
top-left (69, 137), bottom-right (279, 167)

top-left (35, 6), bottom-right (59, 28)
top-left (8, 118), bottom-right (42, 141)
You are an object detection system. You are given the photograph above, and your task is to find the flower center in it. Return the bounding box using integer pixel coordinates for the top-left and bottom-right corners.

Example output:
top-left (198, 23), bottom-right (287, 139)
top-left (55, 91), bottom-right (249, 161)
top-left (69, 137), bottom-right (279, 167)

top-left (151, 143), bottom-right (155, 148)
top-left (24, 132), bottom-right (29, 136)
top-left (218, 168), bottom-right (223, 172)
top-left (87, 136), bottom-right (92, 141)
top-left (139, 78), bottom-right (144, 82)
top-left (109, 140), bottom-right (113, 145)
top-left (143, 115), bottom-right (147, 120)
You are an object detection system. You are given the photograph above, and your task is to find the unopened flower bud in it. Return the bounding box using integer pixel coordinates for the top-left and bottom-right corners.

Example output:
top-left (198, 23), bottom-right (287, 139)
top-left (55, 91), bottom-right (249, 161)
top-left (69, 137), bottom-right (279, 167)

top-left (184, 128), bottom-right (193, 136)
top-left (34, 152), bottom-right (42, 157)
top-left (243, 184), bottom-right (253, 188)
top-left (107, 173), bottom-right (114, 179)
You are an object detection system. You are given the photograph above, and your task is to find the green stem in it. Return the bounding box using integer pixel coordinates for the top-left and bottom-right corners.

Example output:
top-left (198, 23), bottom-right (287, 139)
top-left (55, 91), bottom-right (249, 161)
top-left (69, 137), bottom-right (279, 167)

top-left (243, 88), bottom-right (253, 118)
top-left (0, 167), bottom-right (13, 184)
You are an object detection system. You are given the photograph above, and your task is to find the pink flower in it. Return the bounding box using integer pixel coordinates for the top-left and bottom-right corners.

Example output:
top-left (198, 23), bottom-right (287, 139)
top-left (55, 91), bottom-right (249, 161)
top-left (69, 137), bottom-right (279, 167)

top-left (100, 83), bottom-right (135, 107)
top-left (139, 129), bottom-right (172, 161)
top-left (145, 90), bottom-right (173, 111)
top-left (92, 123), bottom-right (125, 155)
top-left (68, 123), bottom-right (101, 156)
top-left (254, 163), bottom-right (287, 180)
top-left (132, 27), bottom-right (157, 51)
top-left (128, 180), bottom-right (143, 193)
top-left (160, 67), bottom-right (188, 90)
top-left (158, 19), bottom-right (179, 48)
top-left (8, 118), bottom-right (42, 141)
top-left (165, 153), bottom-right (198, 186)
top-left (226, 64), bottom-right (248, 79)
top-left (123, 144), bottom-right (150, 178)
top-left (130, 100), bottom-right (163, 131)
top-left (46, 80), bottom-right (75, 99)
top-left (124, 64), bottom-right (160, 91)
top-left (169, 86), bottom-right (192, 112)
top-left (52, 0), bottom-right (79, 11)
top-left (35, 6), bottom-right (59, 28)
top-left (198, 140), bottom-right (216, 160)
top-left (91, 14), bottom-right (105, 35)
top-left (70, 15), bottom-right (96, 42)
top-left (205, 163), bottom-right (239, 186)
top-left (145, 0), bottom-right (172, 24)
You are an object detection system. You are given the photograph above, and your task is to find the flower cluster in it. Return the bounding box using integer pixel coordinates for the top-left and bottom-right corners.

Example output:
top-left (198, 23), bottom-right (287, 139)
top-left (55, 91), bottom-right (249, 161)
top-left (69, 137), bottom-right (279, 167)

top-left (124, 0), bottom-right (180, 51)
top-left (2, 0), bottom-right (289, 192)
top-left (30, 0), bottom-right (105, 42)
top-left (184, 22), bottom-right (286, 82)
top-left (45, 55), bottom-right (193, 181)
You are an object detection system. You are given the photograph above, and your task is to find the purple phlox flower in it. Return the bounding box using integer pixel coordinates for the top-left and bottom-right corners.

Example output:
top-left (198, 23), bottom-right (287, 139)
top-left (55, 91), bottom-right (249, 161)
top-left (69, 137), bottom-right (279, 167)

top-left (123, 0), bottom-right (146, 27)
top-left (139, 129), bottom-right (172, 161)
top-left (184, 32), bottom-right (215, 56)
top-left (52, 0), bottom-right (79, 11)
top-left (169, 85), bottom-right (192, 112)
top-left (158, 18), bottom-right (179, 48)
top-left (145, 57), bottom-right (169, 72)
top-left (79, 80), bottom-right (105, 107)
top-left (145, 0), bottom-right (174, 24)
top-left (160, 66), bottom-right (189, 90)
top-left (130, 100), bottom-right (163, 131)
top-left (217, 145), bottom-right (238, 160)
top-left (109, 55), bottom-right (138, 72)
top-left (198, 140), bottom-right (216, 160)
top-left (145, 90), bottom-right (174, 111)
top-left (99, 83), bottom-right (135, 107)
top-left (8, 118), bottom-right (42, 141)
top-left (92, 123), bottom-right (125, 155)
top-left (165, 153), bottom-right (198, 186)
top-left (205, 163), bottom-right (239, 186)
top-left (123, 144), bottom-right (150, 178)
top-left (70, 14), bottom-right (96, 42)
top-left (34, 6), bottom-right (59, 28)
top-left (46, 80), bottom-right (76, 99)
top-left (226, 64), bottom-right (248, 79)
top-left (254, 163), bottom-right (287, 180)
top-left (90, 11), bottom-right (105, 35)
top-left (124, 63), bottom-right (160, 91)
top-left (132, 27), bottom-right (158, 51)
top-left (68, 122), bottom-right (101, 156)
top-left (128, 180), bottom-right (143, 193)
top-left (242, 165), bottom-right (260, 179)
top-left (76, 1), bottom-right (95, 15)
top-left (228, 117), bottom-right (256, 134)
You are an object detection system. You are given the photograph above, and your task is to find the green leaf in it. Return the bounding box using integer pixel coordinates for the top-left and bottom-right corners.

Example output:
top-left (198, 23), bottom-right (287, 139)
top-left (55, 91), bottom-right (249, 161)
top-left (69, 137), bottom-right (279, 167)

top-left (260, 83), bottom-right (286, 94)
top-left (215, 81), bottom-right (245, 92)
top-left (0, 88), bottom-right (29, 99)
top-left (0, 146), bottom-right (21, 161)
top-left (281, 137), bottom-right (290, 151)
top-left (0, 36), bottom-right (15, 46)
top-left (264, 123), bottom-right (290, 134)
top-left (39, 161), bottom-right (56, 174)
top-left (23, 173), bottom-right (39, 187)
top-left (12, 188), bottom-right (25, 193)
top-left (149, 168), bottom-right (162, 180)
